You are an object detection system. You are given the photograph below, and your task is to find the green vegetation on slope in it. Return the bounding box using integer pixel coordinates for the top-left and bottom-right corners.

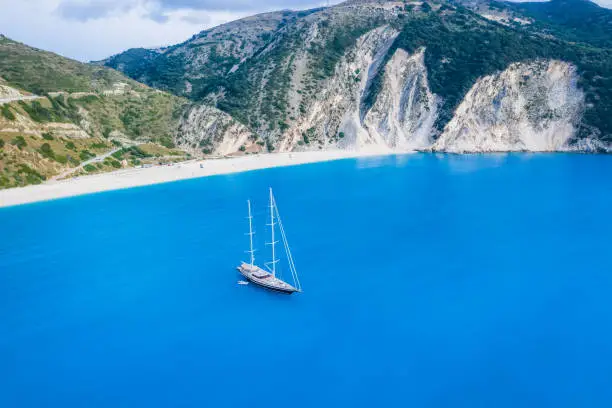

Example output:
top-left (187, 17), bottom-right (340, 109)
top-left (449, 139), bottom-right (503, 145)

top-left (69, 92), bottom-right (185, 145)
top-left (213, 28), bottom-right (299, 129)
top-left (500, 0), bottom-right (612, 49)
top-left (1, 104), bottom-right (15, 121)
top-left (0, 35), bottom-right (188, 143)
top-left (102, 9), bottom-right (323, 99)
top-left (0, 132), bottom-right (109, 188)
top-left (308, 16), bottom-right (385, 79)
top-left (94, 48), bottom-right (162, 82)
top-left (0, 35), bottom-right (191, 188)
top-left (4, 93), bottom-right (185, 144)
top-left (0, 35), bottom-right (127, 93)
top-left (70, 142), bottom-right (189, 178)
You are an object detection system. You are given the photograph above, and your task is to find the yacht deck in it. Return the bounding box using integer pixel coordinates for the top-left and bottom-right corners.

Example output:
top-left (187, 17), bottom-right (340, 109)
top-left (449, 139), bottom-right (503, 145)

top-left (237, 263), bottom-right (299, 293)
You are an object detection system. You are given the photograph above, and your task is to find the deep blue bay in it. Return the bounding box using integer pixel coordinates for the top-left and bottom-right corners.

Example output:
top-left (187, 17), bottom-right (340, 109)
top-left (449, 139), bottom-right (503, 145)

top-left (1, 153), bottom-right (611, 407)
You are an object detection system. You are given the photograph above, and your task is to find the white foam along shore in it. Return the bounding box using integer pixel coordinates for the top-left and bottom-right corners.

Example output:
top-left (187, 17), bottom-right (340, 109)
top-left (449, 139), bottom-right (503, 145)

top-left (0, 150), bottom-right (403, 208)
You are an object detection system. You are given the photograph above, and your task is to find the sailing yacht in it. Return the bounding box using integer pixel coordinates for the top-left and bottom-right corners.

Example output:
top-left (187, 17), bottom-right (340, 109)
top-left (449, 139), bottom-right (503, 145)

top-left (237, 188), bottom-right (302, 294)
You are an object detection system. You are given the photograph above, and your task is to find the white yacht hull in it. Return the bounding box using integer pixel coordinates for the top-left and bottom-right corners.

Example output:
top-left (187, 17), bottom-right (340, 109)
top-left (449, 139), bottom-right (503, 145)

top-left (237, 263), bottom-right (299, 294)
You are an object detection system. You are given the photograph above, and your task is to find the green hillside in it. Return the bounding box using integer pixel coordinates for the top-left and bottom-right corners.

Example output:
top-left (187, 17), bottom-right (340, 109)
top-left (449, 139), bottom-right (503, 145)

top-left (501, 0), bottom-right (612, 49)
top-left (0, 35), bottom-right (190, 189)
top-left (0, 35), bottom-right (130, 94)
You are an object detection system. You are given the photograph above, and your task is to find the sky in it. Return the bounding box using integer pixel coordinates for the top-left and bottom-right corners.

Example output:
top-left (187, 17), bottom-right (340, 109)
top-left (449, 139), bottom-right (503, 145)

top-left (0, 0), bottom-right (610, 62)
top-left (0, 0), bottom-right (340, 62)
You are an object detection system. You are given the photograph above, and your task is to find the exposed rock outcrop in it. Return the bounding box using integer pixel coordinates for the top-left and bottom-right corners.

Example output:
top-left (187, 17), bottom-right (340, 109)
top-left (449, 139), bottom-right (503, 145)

top-left (434, 60), bottom-right (585, 152)
top-left (363, 48), bottom-right (439, 150)
top-left (177, 49), bottom-right (597, 155)
top-left (177, 105), bottom-right (258, 156)
top-left (281, 25), bottom-right (400, 152)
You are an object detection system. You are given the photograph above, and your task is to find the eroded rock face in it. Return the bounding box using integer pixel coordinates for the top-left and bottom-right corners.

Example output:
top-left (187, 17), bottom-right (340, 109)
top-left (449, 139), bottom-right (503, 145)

top-left (176, 41), bottom-right (600, 155)
top-left (282, 36), bottom-right (439, 152)
top-left (363, 48), bottom-right (439, 150)
top-left (434, 60), bottom-right (585, 153)
top-left (0, 83), bottom-right (24, 100)
top-left (177, 104), bottom-right (257, 156)
top-left (281, 25), bottom-right (400, 152)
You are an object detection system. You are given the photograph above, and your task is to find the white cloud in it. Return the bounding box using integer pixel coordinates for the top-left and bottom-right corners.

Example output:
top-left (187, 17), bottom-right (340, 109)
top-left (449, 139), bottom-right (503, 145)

top-left (0, 0), bottom-right (334, 61)
top-left (55, 0), bottom-right (334, 19)
top-left (0, 0), bottom-right (246, 61)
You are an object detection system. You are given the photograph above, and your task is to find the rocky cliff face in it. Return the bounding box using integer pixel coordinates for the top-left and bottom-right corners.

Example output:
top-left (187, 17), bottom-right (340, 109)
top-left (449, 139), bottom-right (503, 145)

top-left (176, 105), bottom-right (258, 156)
top-left (363, 48), bottom-right (439, 150)
top-left (280, 25), bottom-right (400, 152)
top-left (0, 82), bottom-right (25, 100)
top-left (178, 45), bottom-right (601, 155)
top-left (281, 36), bottom-right (441, 152)
top-left (434, 60), bottom-right (586, 152)
top-left (185, 33), bottom-right (595, 154)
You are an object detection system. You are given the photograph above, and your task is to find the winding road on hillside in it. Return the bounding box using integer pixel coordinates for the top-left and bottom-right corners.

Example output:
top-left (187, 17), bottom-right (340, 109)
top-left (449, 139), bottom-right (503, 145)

top-left (51, 147), bottom-right (124, 181)
top-left (51, 141), bottom-right (149, 182)
top-left (0, 95), bottom-right (44, 105)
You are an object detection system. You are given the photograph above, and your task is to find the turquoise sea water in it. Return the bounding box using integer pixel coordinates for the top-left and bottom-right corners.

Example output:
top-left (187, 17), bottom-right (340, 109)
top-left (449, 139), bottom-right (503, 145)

top-left (1, 153), bottom-right (611, 407)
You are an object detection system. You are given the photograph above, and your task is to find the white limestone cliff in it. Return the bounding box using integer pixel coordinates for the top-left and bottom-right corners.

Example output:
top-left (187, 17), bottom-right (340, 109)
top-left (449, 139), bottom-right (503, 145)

top-left (363, 48), bottom-right (439, 150)
top-left (434, 60), bottom-right (585, 152)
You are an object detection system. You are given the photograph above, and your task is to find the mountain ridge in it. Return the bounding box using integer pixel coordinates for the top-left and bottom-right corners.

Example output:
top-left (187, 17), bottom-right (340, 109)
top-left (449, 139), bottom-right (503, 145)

top-left (3, 0), bottom-right (611, 179)
top-left (99, 0), bottom-right (612, 153)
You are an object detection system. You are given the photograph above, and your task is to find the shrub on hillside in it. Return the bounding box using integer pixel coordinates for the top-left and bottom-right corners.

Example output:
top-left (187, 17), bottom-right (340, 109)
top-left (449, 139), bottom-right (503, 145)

top-left (104, 158), bottom-right (122, 169)
top-left (79, 150), bottom-right (95, 161)
top-left (90, 142), bottom-right (108, 149)
top-left (1, 104), bottom-right (15, 121)
top-left (39, 143), bottom-right (55, 160)
top-left (160, 137), bottom-right (176, 149)
top-left (127, 145), bottom-right (151, 158)
top-left (17, 164), bottom-right (45, 185)
top-left (18, 101), bottom-right (53, 123)
top-left (11, 136), bottom-right (27, 149)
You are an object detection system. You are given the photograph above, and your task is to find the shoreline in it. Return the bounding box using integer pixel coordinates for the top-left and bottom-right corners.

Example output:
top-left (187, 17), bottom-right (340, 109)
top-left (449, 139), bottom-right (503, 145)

top-left (0, 150), bottom-right (404, 208)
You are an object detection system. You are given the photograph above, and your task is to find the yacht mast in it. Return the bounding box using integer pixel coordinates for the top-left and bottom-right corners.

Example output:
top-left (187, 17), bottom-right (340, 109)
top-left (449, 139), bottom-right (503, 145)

top-left (246, 200), bottom-right (255, 268)
top-left (274, 195), bottom-right (302, 292)
top-left (267, 188), bottom-right (279, 277)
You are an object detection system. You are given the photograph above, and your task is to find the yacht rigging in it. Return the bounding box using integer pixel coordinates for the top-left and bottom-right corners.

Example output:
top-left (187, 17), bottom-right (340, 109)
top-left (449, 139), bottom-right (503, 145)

top-left (237, 188), bottom-right (302, 294)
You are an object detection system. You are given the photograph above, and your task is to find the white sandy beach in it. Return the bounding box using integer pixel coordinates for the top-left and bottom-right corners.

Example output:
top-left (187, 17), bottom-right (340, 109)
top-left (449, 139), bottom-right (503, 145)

top-left (0, 150), bottom-right (401, 208)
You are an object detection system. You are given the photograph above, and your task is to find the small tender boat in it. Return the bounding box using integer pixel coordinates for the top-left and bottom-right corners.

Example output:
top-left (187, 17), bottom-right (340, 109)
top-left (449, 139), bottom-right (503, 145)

top-left (237, 280), bottom-right (249, 285)
top-left (237, 188), bottom-right (302, 295)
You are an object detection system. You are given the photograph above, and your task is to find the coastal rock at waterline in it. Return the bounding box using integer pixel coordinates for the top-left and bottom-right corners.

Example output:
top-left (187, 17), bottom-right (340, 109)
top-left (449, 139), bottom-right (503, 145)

top-left (433, 60), bottom-right (585, 153)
